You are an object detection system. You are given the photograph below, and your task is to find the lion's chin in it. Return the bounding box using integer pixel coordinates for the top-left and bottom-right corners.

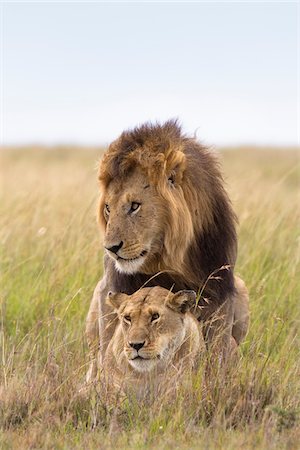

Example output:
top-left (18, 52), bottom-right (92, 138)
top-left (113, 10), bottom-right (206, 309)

top-left (128, 357), bottom-right (159, 373)
top-left (114, 254), bottom-right (148, 274)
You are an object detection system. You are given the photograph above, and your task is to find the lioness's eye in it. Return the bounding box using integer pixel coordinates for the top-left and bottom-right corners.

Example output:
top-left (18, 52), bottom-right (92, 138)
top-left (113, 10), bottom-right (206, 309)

top-left (151, 313), bottom-right (160, 322)
top-left (129, 202), bottom-right (141, 214)
top-left (124, 315), bottom-right (131, 323)
top-left (105, 204), bottom-right (110, 214)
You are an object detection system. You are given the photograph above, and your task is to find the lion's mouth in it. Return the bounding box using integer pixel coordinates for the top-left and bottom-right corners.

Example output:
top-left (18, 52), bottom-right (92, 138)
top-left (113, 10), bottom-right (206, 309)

top-left (117, 250), bottom-right (148, 262)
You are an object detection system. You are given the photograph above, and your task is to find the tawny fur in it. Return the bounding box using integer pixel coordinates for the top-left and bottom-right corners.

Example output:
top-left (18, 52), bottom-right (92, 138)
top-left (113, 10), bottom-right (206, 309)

top-left (101, 287), bottom-right (205, 401)
top-left (98, 120), bottom-right (236, 286)
top-left (85, 120), bottom-right (249, 382)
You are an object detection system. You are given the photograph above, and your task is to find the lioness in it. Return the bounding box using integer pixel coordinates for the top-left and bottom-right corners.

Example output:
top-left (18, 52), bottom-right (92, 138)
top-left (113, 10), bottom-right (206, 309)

top-left (101, 286), bottom-right (205, 400)
top-left (86, 120), bottom-right (250, 381)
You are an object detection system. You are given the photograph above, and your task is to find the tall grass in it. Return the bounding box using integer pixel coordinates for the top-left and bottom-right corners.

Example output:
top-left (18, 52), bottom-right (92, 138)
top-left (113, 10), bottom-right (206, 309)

top-left (0, 147), bottom-right (299, 449)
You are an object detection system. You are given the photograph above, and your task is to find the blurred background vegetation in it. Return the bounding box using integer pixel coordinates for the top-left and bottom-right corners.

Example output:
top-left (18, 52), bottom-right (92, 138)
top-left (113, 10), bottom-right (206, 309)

top-left (0, 146), bottom-right (299, 448)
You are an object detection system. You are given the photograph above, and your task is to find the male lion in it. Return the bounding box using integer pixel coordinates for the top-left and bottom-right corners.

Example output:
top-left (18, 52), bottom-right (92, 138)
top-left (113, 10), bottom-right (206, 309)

top-left (86, 120), bottom-right (249, 381)
top-left (102, 286), bottom-right (205, 400)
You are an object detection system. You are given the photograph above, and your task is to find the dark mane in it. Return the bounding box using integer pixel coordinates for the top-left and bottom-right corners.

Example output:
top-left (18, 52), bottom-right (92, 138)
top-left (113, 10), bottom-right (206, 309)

top-left (101, 120), bottom-right (237, 315)
top-left (119, 119), bottom-right (183, 151)
top-left (99, 119), bottom-right (184, 185)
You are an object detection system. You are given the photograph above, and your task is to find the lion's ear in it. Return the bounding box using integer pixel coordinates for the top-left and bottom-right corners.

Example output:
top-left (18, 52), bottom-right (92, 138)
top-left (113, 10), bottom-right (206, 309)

top-left (106, 291), bottom-right (128, 311)
top-left (166, 290), bottom-right (196, 314)
top-left (166, 151), bottom-right (186, 187)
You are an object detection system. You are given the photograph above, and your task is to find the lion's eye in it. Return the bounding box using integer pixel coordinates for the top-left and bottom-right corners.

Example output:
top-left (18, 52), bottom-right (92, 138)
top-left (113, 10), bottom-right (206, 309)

top-left (151, 312), bottom-right (160, 322)
top-left (129, 202), bottom-right (141, 214)
top-left (105, 204), bottom-right (110, 215)
top-left (124, 315), bottom-right (131, 323)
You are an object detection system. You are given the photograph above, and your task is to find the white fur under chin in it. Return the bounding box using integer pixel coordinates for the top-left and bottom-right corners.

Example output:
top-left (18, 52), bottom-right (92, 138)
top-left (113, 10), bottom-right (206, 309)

top-left (115, 255), bottom-right (147, 274)
top-left (128, 358), bottom-right (159, 372)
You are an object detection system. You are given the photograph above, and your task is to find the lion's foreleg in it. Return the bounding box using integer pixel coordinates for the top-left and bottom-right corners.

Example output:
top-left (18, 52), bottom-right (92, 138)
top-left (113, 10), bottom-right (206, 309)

top-left (232, 276), bottom-right (250, 345)
top-left (203, 298), bottom-right (234, 366)
top-left (98, 285), bottom-right (118, 368)
top-left (203, 277), bottom-right (249, 372)
top-left (85, 279), bottom-right (103, 383)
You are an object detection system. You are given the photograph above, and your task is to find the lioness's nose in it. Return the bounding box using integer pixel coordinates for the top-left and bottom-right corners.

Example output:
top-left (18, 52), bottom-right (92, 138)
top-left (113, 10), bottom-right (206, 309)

top-left (105, 241), bottom-right (123, 255)
top-left (129, 341), bottom-right (145, 351)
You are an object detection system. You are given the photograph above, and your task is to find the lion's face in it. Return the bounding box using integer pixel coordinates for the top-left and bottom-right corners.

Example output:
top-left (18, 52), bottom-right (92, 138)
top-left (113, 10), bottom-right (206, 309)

top-left (107, 287), bottom-right (196, 372)
top-left (101, 168), bottom-right (168, 274)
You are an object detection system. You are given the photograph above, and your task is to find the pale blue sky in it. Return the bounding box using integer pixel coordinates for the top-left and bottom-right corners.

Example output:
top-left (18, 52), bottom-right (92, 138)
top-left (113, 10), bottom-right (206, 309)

top-left (0, 1), bottom-right (298, 146)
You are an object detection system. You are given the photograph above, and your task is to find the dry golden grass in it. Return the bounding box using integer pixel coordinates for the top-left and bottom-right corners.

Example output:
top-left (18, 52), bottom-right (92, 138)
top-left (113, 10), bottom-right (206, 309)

top-left (0, 146), bottom-right (299, 449)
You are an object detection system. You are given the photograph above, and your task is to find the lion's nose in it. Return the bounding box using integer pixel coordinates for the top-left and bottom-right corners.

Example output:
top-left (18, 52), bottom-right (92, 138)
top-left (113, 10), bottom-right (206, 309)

top-left (105, 241), bottom-right (123, 255)
top-left (129, 341), bottom-right (145, 351)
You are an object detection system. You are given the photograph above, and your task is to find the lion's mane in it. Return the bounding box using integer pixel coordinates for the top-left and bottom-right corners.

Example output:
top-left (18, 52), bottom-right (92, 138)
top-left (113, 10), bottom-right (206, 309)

top-left (98, 120), bottom-right (237, 309)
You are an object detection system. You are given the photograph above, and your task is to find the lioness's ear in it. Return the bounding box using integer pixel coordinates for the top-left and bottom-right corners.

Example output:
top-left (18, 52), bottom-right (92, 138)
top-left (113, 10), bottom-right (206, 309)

top-left (166, 290), bottom-right (196, 314)
top-left (106, 291), bottom-right (128, 311)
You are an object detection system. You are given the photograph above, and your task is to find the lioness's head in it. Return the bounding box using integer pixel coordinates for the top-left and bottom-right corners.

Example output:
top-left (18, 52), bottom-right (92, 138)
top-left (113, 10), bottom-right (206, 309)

top-left (107, 286), bottom-right (196, 372)
top-left (97, 121), bottom-right (210, 275)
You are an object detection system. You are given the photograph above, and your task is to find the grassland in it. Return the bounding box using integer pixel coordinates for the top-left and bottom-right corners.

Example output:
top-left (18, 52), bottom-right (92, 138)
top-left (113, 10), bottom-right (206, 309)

top-left (0, 146), bottom-right (299, 449)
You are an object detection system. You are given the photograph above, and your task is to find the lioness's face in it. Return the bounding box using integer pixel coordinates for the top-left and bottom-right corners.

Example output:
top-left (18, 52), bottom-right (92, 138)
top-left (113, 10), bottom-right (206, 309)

top-left (107, 287), bottom-right (196, 373)
top-left (102, 169), bottom-right (165, 274)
